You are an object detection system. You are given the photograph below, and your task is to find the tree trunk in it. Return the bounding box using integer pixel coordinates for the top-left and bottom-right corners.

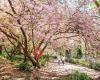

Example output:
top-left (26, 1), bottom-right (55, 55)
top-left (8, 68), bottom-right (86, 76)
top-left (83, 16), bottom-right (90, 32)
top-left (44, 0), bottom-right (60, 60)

top-left (0, 45), bottom-right (2, 54)
top-left (23, 48), bottom-right (40, 68)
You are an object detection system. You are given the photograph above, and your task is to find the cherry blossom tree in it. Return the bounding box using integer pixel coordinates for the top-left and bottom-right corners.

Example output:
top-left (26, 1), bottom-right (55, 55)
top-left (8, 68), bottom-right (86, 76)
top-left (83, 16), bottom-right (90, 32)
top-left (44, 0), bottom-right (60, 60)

top-left (0, 0), bottom-right (100, 67)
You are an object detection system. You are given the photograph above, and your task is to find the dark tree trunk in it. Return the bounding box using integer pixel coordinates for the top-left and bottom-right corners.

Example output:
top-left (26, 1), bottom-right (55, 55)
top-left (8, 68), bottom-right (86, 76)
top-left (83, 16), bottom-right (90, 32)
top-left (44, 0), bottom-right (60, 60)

top-left (23, 55), bottom-right (27, 63)
top-left (0, 45), bottom-right (2, 54)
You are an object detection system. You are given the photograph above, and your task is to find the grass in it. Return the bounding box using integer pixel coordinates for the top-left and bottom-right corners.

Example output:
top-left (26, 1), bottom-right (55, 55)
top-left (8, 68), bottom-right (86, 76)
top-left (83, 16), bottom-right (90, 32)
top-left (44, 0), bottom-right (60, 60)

top-left (56, 71), bottom-right (93, 80)
top-left (70, 58), bottom-right (100, 71)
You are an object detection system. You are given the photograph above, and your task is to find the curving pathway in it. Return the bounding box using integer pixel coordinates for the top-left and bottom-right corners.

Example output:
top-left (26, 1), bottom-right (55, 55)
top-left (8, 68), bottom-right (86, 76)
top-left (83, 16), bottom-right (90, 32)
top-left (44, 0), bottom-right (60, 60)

top-left (39, 60), bottom-right (100, 80)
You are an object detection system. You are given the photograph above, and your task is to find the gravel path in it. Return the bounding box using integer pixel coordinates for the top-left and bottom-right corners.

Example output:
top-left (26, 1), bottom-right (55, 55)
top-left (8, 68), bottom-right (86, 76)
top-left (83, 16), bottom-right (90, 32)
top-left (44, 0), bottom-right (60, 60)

top-left (39, 60), bottom-right (100, 80)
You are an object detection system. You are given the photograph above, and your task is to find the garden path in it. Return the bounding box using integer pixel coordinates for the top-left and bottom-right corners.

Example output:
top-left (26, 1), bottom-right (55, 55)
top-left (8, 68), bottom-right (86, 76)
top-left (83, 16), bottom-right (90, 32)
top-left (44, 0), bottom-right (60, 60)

top-left (39, 60), bottom-right (100, 80)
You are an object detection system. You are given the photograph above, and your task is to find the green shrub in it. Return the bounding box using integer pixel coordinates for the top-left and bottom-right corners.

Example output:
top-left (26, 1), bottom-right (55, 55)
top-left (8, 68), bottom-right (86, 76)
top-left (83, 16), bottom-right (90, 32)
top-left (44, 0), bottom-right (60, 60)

top-left (39, 55), bottom-right (49, 66)
top-left (70, 58), bottom-right (79, 64)
top-left (56, 71), bottom-right (93, 80)
top-left (0, 52), bottom-right (8, 58)
top-left (17, 62), bottom-right (32, 71)
top-left (69, 71), bottom-right (93, 80)
top-left (78, 59), bottom-right (89, 67)
top-left (75, 47), bottom-right (83, 59)
top-left (89, 62), bottom-right (100, 71)
top-left (70, 58), bottom-right (100, 71)
top-left (51, 56), bottom-right (57, 59)
top-left (70, 58), bottom-right (89, 67)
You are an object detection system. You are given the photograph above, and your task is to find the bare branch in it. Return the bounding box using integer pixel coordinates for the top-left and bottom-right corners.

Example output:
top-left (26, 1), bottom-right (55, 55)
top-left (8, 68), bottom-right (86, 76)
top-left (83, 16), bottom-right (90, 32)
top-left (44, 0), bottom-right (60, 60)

top-left (53, 35), bottom-right (79, 40)
top-left (0, 9), bottom-right (13, 16)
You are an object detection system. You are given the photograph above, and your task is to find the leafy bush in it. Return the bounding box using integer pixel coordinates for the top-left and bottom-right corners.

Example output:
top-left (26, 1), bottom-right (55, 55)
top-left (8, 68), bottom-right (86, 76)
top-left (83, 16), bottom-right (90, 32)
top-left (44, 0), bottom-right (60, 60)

top-left (39, 55), bottom-right (49, 66)
top-left (78, 59), bottom-right (89, 66)
top-left (89, 62), bottom-right (100, 71)
top-left (50, 55), bottom-right (58, 59)
top-left (69, 71), bottom-right (93, 80)
top-left (17, 62), bottom-right (32, 71)
top-left (70, 58), bottom-right (79, 64)
top-left (0, 51), bottom-right (8, 58)
top-left (70, 58), bottom-right (100, 71)
top-left (57, 71), bottom-right (93, 80)
top-left (70, 58), bottom-right (89, 67)
top-left (75, 47), bottom-right (83, 59)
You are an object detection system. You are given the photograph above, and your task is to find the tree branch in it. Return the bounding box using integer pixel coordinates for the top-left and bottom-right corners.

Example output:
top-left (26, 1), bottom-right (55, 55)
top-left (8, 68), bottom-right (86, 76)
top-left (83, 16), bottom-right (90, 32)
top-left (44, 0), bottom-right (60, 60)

top-left (53, 35), bottom-right (79, 40)
top-left (0, 9), bottom-right (13, 16)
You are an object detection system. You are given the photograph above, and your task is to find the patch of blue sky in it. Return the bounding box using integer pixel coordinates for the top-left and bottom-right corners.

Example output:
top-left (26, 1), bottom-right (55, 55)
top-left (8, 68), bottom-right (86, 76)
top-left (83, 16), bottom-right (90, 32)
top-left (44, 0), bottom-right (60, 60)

top-left (59, 0), bottom-right (65, 4)
top-left (59, 0), bottom-right (79, 9)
